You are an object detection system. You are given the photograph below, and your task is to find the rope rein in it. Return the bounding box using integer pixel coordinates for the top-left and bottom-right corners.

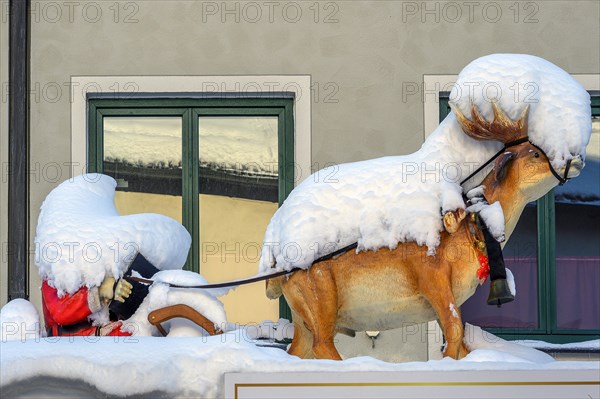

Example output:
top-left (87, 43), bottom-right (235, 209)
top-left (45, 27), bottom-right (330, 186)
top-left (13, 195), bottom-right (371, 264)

top-left (460, 137), bottom-right (527, 185)
top-left (135, 138), bottom-right (569, 291)
top-left (128, 243), bottom-right (359, 289)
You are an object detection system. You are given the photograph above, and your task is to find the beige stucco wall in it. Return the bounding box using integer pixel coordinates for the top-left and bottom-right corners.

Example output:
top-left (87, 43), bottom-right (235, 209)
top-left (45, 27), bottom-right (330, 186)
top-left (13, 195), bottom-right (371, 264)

top-left (0, 0), bottom-right (598, 360)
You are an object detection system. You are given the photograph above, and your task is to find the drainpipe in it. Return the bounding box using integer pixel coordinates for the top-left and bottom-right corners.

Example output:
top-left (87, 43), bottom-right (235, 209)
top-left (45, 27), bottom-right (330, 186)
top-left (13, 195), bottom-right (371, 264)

top-left (8, 0), bottom-right (29, 300)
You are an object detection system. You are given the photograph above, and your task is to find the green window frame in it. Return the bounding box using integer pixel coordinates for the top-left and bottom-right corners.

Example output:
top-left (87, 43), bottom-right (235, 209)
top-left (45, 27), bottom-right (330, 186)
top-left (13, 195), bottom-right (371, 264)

top-left (87, 97), bottom-right (295, 320)
top-left (439, 93), bottom-right (600, 343)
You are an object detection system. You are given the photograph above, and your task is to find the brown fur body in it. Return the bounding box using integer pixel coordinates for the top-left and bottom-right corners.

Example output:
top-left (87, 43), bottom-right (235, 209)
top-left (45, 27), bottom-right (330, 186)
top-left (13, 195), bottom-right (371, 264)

top-left (272, 220), bottom-right (481, 360)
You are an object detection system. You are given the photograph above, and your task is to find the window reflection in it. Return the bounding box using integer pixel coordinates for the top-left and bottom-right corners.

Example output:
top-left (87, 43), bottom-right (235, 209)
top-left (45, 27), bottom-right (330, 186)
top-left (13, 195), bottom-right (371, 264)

top-left (103, 117), bottom-right (183, 222)
top-left (198, 117), bottom-right (279, 324)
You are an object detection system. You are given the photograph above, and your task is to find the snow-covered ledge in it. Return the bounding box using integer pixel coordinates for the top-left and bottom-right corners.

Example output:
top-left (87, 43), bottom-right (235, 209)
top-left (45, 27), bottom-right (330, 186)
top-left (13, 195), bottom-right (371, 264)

top-left (70, 75), bottom-right (312, 183)
top-left (1, 325), bottom-right (598, 398)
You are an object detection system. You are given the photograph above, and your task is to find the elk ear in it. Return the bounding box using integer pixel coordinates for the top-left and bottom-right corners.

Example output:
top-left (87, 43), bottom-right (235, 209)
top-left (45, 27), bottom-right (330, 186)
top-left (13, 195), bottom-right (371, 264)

top-left (494, 151), bottom-right (516, 183)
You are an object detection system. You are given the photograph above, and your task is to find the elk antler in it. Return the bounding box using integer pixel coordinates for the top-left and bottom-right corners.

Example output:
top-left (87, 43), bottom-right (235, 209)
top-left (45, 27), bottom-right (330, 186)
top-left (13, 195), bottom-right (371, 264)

top-left (450, 102), bottom-right (529, 144)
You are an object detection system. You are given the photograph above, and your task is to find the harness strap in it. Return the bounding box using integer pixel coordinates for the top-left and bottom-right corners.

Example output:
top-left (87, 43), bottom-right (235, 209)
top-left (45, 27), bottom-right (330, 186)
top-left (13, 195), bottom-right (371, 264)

top-left (128, 242), bottom-right (360, 289)
top-left (133, 138), bottom-right (572, 291)
top-left (460, 137), bottom-right (529, 185)
top-left (460, 136), bottom-right (571, 186)
top-left (528, 141), bottom-right (571, 185)
top-left (128, 268), bottom-right (300, 289)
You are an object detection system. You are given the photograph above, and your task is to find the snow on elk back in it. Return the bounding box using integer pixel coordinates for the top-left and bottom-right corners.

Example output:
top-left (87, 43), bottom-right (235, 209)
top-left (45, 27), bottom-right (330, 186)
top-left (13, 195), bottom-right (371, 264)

top-left (35, 174), bottom-right (191, 296)
top-left (259, 54), bottom-right (591, 273)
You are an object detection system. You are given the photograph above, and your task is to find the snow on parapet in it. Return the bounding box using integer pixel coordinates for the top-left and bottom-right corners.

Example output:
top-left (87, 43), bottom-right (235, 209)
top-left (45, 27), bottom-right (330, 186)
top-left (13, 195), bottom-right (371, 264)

top-left (4, 324), bottom-right (597, 398)
top-left (35, 174), bottom-right (191, 296)
top-left (259, 54), bottom-right (592, 273)
top-left (0, 299), bottom-right (41, 341)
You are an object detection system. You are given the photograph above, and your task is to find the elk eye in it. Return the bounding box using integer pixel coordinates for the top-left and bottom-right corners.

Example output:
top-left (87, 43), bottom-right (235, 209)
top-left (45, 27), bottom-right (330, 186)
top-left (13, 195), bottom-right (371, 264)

top-left (534, 152), bottom-right (540, 158)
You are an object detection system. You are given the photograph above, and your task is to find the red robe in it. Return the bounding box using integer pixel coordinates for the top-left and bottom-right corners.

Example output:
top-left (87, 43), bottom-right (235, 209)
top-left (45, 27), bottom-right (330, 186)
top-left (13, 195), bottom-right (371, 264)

top-left (41, 281), bottom-right (131, 337)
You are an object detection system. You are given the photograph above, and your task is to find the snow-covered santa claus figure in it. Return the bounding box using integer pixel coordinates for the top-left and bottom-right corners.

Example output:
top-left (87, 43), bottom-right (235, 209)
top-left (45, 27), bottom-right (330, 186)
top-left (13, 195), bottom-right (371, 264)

top-left (35, 174), bottom-right (192, 337)
top-left (41, 270), bottom-right (133, 336)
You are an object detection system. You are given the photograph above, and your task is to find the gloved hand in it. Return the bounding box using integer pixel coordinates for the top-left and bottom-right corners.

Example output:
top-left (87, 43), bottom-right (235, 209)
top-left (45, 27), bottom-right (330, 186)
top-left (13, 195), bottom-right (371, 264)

top-left (99, 276), bottom-right (117, 305)
top-left (99, 276), bottom-right (133, 304)
top-left (113, 279), bottom-right (133, 303)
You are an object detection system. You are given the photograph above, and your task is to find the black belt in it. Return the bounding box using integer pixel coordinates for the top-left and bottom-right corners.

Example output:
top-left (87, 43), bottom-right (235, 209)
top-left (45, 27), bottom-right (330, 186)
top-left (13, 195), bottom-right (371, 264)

top-left (47, 321), bottom-right (96, 337)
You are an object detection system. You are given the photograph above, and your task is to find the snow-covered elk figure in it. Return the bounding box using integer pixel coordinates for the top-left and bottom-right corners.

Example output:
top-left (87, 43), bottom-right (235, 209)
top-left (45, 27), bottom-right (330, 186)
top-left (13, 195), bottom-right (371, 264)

top-left (260, 54), bottom-right (592, 360)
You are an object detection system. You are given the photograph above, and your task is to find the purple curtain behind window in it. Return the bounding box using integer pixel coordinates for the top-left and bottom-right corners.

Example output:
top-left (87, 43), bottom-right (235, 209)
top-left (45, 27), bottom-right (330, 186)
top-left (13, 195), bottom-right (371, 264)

top-left (461, 257), bottom-right (538, 330)
top-left (556, 257), bottom-right (600, 330)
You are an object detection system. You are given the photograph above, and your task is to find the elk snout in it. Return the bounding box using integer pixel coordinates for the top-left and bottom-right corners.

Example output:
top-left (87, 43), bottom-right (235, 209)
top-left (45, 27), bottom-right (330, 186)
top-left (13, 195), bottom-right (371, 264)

top-left (563, 155), bottom-right (585, 179)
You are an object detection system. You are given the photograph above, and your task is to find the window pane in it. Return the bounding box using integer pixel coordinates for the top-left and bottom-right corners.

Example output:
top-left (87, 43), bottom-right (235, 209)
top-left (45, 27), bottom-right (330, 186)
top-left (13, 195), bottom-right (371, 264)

top-left (554, 116), bottom-right (600, 330)
top-left (198, 117), bottom-right (279, 324)
top-left (103, 117), bottom-right (183, 222)
top-left (461, 204), bottom-right (539, 329)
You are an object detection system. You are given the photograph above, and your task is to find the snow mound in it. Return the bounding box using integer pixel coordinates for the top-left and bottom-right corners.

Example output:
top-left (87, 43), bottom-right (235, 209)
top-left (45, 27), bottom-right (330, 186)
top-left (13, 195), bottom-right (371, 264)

top-left (34, 174), bottom-right (192, 295)
top-left (245, 318), bottom-right (295, 341)
top-left (0, 299), bottom-right (42, 342)
top-left (514, 339), bottom-right (600, 351)
top-left (451, 53), bottom-right (591, 172)
top-left (259, 155), bottom-right (469, 272)
top-left (464, 324), bottom-right (554, 364)
top-left (259, 54), bottom-right (591, 273)
top-left (124, 270), bottom-right (228, 337)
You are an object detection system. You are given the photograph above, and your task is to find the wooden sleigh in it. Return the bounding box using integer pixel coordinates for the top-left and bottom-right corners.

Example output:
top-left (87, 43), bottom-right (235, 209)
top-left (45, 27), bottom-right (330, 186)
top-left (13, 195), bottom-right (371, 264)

top-left (147, 304), bottom-right (223, 337)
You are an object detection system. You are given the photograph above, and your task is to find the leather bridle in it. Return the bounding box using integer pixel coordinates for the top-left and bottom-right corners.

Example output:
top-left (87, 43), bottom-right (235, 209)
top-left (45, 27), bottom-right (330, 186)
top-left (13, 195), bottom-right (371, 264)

top-left (460, 137), bottom-right (573, 187)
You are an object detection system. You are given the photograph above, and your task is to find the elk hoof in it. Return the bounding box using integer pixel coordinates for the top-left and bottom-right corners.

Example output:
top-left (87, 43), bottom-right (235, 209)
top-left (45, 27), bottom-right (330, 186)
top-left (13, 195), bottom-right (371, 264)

top-left (443, 209), bottom-right (466, 234)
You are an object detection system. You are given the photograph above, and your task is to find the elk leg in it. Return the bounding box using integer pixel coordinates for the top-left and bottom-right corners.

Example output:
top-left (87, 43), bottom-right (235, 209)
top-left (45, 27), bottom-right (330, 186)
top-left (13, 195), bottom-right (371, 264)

top-left (308, 268), bottom-right (342, 360)
top-left (283, 270), bottom-right (342, 360)
top-left (421, 277), bottom-right (469, 359)
top-left (312, 321), bottom-right (341, 360)
top-left (287, 310), bottom-right (314, 359)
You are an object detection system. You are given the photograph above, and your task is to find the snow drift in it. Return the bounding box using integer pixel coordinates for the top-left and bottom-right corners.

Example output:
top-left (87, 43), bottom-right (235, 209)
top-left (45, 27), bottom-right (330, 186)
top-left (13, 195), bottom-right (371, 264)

top-left (34, 174), bottom-right (192, 296)
top-left (0, 299), bottom-right (42, 342)
top-left (259, 54), bottom-right (592, 273)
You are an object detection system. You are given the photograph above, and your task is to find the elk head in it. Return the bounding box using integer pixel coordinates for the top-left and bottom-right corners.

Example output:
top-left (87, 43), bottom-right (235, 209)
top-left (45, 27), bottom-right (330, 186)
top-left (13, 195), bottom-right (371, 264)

top-left (451, 102), bottom-right (585, 238)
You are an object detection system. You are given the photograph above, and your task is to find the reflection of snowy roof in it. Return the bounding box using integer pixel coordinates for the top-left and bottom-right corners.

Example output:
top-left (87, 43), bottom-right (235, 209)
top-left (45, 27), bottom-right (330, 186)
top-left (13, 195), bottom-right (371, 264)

top-left (555, 160), bottom-right (600, 205)
top-left (555, 119), bottom-right (600, 205)
top-left (103, 117), bottom-right (278, 176)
